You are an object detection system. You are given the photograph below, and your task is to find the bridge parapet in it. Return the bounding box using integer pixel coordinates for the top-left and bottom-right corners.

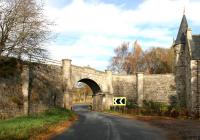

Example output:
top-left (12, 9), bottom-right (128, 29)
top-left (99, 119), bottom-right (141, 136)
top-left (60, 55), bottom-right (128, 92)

top-left (71, 65), bottom-right (106, 75)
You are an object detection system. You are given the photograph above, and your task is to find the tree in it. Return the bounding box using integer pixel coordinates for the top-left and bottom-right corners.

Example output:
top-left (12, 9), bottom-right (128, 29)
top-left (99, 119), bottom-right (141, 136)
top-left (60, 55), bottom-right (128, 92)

top-left (0, 0), bottom-right (51, 59)
top-left (108, 41), bottom-right (144, 74)
top-left (108, 40), bottom-right (175, 74)
top-left (82, 84), bottom-right (92, 102)
top-left (125, 40), bottom-right (144, 74)
top-left (143, 47), bottom-right (174, 74)
top-left (108, 42), bottom-right (129, 74)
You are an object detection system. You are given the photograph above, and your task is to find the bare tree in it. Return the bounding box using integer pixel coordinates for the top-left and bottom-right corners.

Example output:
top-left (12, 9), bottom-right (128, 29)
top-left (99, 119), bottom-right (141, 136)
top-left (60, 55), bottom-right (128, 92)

top-left (0, 0), bottom-right (51, 59)
top-left (108, 42), bottom-right (130, 74)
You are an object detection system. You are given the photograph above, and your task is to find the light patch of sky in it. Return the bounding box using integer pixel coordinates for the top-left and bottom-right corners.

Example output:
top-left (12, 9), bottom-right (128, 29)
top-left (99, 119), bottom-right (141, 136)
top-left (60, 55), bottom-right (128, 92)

top-left (46, 0), bottom-right (142, 9)
top-left (43, 0), bottom-right (200, 71)
top-left (189, 22), bottom-right (200, 34)
top-left (85, 0), bottom-right (143, 9)
top-left (55, 33), bottom-right (81, 45)
top-left (46, 0), bottom-right (72, 8)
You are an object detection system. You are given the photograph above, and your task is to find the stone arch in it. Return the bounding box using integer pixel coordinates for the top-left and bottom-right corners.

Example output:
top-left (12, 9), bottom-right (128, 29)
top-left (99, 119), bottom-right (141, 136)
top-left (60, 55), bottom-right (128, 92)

top-left (72, 78), bottom-right (103, 111)
top-left (78, 78), bottom-right (101, 95)
top-left (62, 59), bottom-right (113, 110)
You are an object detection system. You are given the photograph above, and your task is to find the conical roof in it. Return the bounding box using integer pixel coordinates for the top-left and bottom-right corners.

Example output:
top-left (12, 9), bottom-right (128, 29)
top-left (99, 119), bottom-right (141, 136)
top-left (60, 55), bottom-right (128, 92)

top-left (175, 14), bottom-right (188, 44)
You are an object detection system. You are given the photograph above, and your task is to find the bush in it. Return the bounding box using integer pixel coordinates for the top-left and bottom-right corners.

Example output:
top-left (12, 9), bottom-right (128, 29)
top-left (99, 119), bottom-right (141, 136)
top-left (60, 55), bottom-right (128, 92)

top-left (126, 99), bottom-right (139, 109)
top-left (142, 100), bottom-right (168, 116)
top-left (109, 99), bottom-right (198, 119)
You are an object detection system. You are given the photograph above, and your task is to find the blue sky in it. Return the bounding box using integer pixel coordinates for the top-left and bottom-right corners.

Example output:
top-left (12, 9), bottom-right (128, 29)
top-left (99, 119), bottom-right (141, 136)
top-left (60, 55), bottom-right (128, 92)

top-left (47, 0), bottom-right (142, 9)
top-left (44, 0), bottom-right (200, 71)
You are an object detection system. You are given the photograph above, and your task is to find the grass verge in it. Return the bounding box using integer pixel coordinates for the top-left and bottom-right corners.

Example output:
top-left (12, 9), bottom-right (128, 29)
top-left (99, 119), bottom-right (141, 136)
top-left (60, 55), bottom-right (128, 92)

top-left (0, 107), bottom-right (76, 140)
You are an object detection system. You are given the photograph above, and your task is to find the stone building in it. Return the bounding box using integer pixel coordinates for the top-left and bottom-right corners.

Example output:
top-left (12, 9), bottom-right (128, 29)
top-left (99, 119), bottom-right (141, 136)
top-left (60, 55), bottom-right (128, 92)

top-left (173, 13), bottom-right (200, 114)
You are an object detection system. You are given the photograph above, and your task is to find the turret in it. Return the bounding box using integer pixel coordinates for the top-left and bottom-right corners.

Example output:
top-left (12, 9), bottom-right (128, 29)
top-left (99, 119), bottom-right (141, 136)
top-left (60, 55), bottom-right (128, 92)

top-left (173, 13), bottom-right (188, 108)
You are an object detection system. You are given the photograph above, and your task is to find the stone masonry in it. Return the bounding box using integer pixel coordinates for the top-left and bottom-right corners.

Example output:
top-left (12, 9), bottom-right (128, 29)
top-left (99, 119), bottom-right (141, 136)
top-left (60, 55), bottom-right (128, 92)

top-left (1, 58), bottom-right (177, 119)
top-left (173, 13), bottom-right (200, 114)
top-left (62, 59), bottom-right (176, 110)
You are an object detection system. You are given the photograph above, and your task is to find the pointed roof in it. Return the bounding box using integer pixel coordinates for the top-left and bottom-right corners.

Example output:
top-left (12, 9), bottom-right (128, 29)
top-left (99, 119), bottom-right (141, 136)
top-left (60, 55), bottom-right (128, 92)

top-left (175, 14), bottom-right (188, 44)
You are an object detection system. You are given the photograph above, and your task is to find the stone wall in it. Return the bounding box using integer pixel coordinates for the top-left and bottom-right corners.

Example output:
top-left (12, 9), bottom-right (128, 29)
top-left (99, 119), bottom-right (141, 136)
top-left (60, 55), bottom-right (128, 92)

top-left (143, 74), bottom-right (176, 103)
top-left (0, 57), bottom-right (24, 119)
top-left (112, 74), bottom-right (176, 105)
top-left (190, 60), bottom-right (200, 112)
top-left (0, 77), bottom-right (24, 119)
top-left (0, 57), bottom-right (178, 119)
top-left (0, 60), bottom-right (64, 119)
top-left (29, 63), bottom-right (63, 114)
top-left (112, 75), bottom-right (137, 102)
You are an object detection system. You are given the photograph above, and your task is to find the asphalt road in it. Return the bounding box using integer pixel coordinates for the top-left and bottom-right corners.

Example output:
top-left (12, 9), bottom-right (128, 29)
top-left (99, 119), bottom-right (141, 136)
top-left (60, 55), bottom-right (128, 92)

top-left (51, 105), bottom-right (167, 140)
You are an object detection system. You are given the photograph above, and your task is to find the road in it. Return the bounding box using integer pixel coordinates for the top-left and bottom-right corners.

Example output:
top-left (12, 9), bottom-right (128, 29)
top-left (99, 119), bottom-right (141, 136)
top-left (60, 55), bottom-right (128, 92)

top-left (51, 105), bottom-right (168, 140)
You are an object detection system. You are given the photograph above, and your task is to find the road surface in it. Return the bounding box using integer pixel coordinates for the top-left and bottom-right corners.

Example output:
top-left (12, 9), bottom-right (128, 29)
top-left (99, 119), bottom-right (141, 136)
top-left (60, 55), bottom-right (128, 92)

top-left (51, 105), bottom-right (167, 140)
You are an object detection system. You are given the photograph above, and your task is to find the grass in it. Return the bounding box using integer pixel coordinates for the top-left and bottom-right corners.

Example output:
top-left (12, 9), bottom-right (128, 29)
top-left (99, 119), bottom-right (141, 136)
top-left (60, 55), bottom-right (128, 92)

top-left (0, 107), bottom-right (75, 140)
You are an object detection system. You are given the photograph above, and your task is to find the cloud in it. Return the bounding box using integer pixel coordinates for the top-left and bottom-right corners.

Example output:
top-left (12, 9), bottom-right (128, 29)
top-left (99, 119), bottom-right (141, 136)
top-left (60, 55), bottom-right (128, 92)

top-left (47, 35), bottom-right (124, 70)
top-left (43, 0), bottom-right (200, 70)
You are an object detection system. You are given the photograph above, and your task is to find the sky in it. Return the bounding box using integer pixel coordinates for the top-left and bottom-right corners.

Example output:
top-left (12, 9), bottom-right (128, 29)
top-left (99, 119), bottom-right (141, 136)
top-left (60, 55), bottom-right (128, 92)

top-left (43, 0), bottom-right (200, 71)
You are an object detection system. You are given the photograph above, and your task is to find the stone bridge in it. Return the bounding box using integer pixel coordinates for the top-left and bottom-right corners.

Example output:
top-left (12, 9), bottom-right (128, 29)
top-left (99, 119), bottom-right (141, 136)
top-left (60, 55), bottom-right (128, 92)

top-left (61, 59), bottom-right (175, 111)
top-left (62, 59), bottom-right (145, 111)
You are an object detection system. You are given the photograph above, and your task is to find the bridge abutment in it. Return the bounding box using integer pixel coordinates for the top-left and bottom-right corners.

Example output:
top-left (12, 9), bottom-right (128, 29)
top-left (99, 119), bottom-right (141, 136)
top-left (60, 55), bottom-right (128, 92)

top-left (102, 93), bottom-right (113, 110)
top-left (92, 92), bottom-right (113, 111)
top-left (93, 93), bottom-right (103, 111)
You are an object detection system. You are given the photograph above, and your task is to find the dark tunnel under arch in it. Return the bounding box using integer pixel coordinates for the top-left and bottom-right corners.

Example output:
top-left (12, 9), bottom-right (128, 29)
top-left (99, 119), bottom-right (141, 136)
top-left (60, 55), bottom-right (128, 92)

top-left (78, 78), bottom-right (101, 95)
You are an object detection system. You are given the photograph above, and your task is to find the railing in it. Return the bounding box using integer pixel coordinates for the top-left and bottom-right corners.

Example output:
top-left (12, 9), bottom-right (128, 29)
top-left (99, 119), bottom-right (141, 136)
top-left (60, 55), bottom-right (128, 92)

top-left (23, 54), bottom-right (61, 66)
